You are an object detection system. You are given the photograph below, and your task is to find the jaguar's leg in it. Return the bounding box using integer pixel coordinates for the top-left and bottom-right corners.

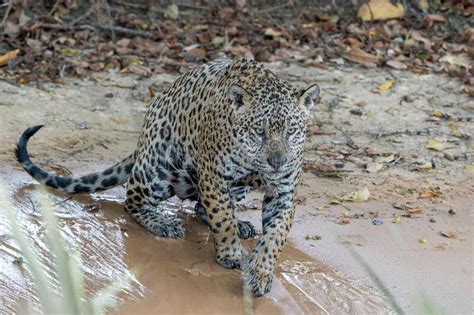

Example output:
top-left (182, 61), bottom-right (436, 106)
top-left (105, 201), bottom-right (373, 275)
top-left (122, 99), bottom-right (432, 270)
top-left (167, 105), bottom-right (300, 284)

top-left (125, 163), bottom-right (184, 238)
top-left (194, 198), bottom-right (256, 239)
top-left (243, 175), bottom-right (298, 296)
top-left (198, 171), bottom-right (242, 269)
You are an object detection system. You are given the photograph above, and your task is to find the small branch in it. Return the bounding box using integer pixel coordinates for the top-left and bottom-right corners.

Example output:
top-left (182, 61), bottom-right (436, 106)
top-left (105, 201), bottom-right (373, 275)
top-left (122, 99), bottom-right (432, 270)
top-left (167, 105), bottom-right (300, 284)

top-left (333, 125), bottom-right (359, 150)
top-left (53, 196), bottom-right (73, 206)
top-left (109, 0), bottom-right (210, 12)
top-left (70, 6), bottom-right (94, 26)
top-left (39, 22), bottom-right (153, 38)
top-left (375, 128), bottom-right (432, 139)
top-left (253, 3), bottom-right (290, 14)
top-left (1, 0), bottom-right (12, 27)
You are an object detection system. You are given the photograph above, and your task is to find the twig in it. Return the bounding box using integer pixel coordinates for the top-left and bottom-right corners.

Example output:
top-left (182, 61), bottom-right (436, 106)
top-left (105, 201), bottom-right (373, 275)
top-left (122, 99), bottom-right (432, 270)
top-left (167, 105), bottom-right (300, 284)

top-left (88, 22), bottom-right (153, 37)
top-left (101, 0), bottom-right (115, 41)
top-left (0, 0), bottom-right (12, 27)
top-left (375, 128), bottom-right (432, 139)
top-left (109, 0), bottom-right (210, 12)
top-left (253, 3), bottom-right (290, 14)
top-left (39, 22), bottom-right (153, 38)
top-left (53, 196), bottom-right (73, 206)
top-left (333, 125), bottom-right (359, 150)
top-left (27, 196), bottom-right (37, 214)
top-left (70, 6), bottom-right (94, 26)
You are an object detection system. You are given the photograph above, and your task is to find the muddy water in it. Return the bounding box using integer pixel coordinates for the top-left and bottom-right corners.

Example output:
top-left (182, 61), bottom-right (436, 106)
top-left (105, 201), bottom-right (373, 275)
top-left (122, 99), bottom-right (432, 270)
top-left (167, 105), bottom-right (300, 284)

top-left (0, 179), bottom-right (388, 314)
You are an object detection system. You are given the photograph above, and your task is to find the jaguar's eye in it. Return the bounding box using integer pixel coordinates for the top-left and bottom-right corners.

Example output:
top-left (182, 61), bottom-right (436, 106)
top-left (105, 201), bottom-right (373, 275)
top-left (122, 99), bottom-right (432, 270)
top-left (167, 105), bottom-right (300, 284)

top-left (287, 127), bottom-right (298, 135)
top-left (254, 127), bottom-right (265, 136)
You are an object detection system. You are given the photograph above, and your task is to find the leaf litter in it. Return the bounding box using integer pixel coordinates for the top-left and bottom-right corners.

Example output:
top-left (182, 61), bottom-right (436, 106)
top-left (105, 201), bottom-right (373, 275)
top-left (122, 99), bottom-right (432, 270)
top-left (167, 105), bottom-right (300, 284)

top-left (0, 1), bottom-right (471, 89)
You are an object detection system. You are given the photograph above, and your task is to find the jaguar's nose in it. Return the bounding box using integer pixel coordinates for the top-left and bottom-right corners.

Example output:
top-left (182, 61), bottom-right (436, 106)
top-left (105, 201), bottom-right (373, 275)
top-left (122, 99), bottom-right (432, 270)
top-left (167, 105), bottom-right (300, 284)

top-left (267, 152), bottom-right (287, 171)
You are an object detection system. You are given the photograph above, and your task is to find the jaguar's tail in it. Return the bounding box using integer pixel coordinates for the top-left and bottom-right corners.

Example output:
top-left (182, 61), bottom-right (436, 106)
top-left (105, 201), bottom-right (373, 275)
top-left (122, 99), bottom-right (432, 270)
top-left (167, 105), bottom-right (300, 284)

top-left (16, 125), bottom-right (134, 194)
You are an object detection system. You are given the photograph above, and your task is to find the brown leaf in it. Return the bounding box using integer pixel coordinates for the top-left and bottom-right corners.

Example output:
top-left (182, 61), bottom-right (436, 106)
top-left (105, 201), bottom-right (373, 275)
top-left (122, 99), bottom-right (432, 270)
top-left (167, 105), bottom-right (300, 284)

top-left (463, 28), bottom-right (474, 45)
top-left (89, 62), bottom-right (105, 71)
top-left (4, 20), bottom-right (20, 37)
top-left (409, 30), bottom-right (431, 49)
top-left (440, 231), bottom-right (460, 239)
top-left (419, 190), bottom-right (442, 198)
top-left (0, 49), bottom-right (20, 66)
top-left (407, 208), bottom-right (422, 214)
top-left (185, 48), bottom-right (207, 59)
top-left (337, 218), bottom-right (350, 225)
top-left (116, 38), bottom-right (131, 47)
top-left (343, 47), bottom-right (378, 67)
top-left (120, 64), bottom-right (152, 77)
top-left (345, 37), bottom-right (363, 48)
top-left (304, 161), bottom-right (337, 172)
top-left (422, 14), bottom-right (446, 29)
top-left (386, 59), bottom-right (407, 70)
top-left (358, 0), bottom-right (405, 21)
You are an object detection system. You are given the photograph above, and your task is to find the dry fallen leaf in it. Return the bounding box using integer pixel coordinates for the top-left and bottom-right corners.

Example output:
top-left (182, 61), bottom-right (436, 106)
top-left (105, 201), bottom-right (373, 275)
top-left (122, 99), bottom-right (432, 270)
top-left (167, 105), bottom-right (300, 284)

top-left (337, 218), bottom-right (350, 225)
top-left (60, 48), bottom-right (80, 56)
top-left (165, 4), bottom-right (179, 20)
top-left (0, 49), bottom-right (20, 66)
top-left (386, 60), bottom-right (407, 70)
top-left (376, 154), bottom-right (395, 163)
top-left (18, 77), bottom-right (30, 84)
top-left (343, 47), bottom-right (377, 66)
top-left (64, 138), bottom-right (83, 149)
top-left (426, 139), bottom-right (443, 151)
top-left (110, 116), bottom-right (128, 124)
top-left (366, 162), bottom-right (383, 173)
top-left (439, 54), bottom-right (471, 68)
top-left (378, 80), bottom-right (394, 92)
top-left (417, 162), bottom-right (433, 171)
top-left (264, 28), bottom-right (282, 37)
top-left (424, 14), bottom-right (446, 23)
top-left (419, 190), bottom-right (442, 198)
top-left (417, 0), bottom-right (429, 9)
top-left (348, 187), bottom-right (370, 202)
top-left (408, 208), bottom-right (422, 214)
top-left (451, 130), bottom-right (466, 138)
top-left (418, 237), bottom-right (428, 244)
top-left (121, 64), bottom-right (152, 77)
top-left (440, 231), bottom-right (460, 239)
top-left (357, 0), bottom-right (405, 21)
top-left (464, 164), bottom-right (474, 172)
top-left (392, 216), bottom-right (401, 224)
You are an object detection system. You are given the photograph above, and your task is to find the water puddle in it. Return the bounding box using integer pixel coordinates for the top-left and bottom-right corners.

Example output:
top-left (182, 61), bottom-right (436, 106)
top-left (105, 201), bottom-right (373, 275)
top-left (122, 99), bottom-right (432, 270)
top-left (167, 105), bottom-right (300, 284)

top-left (0, 177), bottom-right (388, 314)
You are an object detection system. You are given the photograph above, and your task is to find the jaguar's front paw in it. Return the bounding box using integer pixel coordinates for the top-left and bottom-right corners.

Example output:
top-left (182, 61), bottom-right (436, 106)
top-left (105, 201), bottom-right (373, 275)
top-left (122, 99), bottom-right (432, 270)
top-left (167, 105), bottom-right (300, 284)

top-left (216, 240), bottom-right (243, 269)
top-left (237, 220), bottom-right (256, 239)
top-left (243, 256), bottom-right (273, 296)
top-left (217, 256), bottom-right (241, 269)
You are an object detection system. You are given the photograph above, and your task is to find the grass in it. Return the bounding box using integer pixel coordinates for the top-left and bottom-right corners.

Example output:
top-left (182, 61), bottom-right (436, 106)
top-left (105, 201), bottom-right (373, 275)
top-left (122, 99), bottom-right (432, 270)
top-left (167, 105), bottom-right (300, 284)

top-left (0, 184), bottom-right (131, 314)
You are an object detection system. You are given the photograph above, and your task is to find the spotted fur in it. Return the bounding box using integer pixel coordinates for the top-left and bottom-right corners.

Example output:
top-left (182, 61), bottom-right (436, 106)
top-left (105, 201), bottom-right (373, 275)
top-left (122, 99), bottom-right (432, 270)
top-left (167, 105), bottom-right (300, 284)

top-left (16, 59), bottom-right (320, 296)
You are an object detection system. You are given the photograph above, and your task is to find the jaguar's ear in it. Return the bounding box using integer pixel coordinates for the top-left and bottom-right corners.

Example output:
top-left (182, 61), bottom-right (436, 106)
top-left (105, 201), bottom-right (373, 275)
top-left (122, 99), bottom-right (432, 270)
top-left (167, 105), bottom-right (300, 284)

top-left (228, 85), bottom-right (251, 113)
top-left (297, 83), bottom-right (320, 109)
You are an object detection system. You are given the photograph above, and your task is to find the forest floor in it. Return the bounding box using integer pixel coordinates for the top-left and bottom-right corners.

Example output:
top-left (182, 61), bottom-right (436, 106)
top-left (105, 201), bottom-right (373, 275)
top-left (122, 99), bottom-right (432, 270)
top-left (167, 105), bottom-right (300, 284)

top-left (0, 61), bottom-right (472, 314)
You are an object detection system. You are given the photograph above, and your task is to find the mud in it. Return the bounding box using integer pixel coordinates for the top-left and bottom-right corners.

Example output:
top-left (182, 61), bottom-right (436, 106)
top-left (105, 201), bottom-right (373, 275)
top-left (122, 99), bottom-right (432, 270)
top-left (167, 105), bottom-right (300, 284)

top-left (0, 176), bottom-right (387, 314)
top-left (0, 62), bottom-right (472, 314)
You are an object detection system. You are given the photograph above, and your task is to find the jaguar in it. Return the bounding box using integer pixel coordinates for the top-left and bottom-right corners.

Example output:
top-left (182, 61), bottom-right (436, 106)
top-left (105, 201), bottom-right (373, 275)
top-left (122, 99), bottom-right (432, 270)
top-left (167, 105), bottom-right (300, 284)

top-left (16, 58), bottom-right (320, 296)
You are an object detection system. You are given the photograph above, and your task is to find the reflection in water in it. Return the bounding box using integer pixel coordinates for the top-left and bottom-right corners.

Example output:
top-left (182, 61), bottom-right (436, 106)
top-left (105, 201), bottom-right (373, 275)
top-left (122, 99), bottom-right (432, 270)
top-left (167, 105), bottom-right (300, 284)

top-left (0, 182), bottom-right (389, 314)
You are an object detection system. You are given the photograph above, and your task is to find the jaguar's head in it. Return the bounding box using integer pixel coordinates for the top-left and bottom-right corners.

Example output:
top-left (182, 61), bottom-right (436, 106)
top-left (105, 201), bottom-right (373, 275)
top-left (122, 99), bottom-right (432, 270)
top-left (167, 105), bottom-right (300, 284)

top-left (229, 72), bottom-right (320, 178)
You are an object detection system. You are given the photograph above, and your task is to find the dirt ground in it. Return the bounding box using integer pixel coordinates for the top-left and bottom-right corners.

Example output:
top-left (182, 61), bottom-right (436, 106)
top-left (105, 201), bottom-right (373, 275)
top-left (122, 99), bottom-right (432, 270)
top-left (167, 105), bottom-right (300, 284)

top-left (0, 62), bottom-right (472, 314)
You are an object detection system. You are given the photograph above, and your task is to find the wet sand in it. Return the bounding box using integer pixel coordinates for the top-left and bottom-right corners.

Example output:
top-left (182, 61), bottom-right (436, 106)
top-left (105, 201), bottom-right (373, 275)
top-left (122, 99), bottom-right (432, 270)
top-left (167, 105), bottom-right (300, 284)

top-left (0, 171), bottom-right (388, 314)
top-left (1, 62), bottom-right (472, 314)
